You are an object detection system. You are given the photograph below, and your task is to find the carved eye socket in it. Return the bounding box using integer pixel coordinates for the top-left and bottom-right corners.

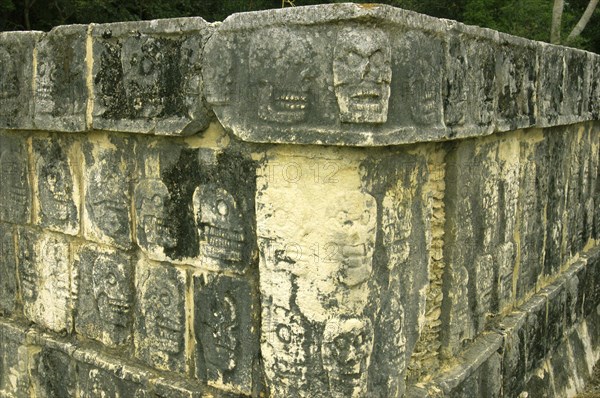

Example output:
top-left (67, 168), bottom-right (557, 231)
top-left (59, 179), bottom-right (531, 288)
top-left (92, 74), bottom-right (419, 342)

top-left (276, 324), bottom-right (292, 344)
top-left (216, 199), bottom-right (229, 216)
top-left (346, 51), bottom-right (363, 68)
top-left (107, 272), bottom-right (117, 286)
top-left (152, 194), bottom-right (163, 207)
top-left (334, 335), bottom-right (350, 350)
top-left (370, 50), bottom-right (384, 66)
top-left (353, 333), bottom-right (364, 347)
top-left (159, 292), bottom-right (171, 306)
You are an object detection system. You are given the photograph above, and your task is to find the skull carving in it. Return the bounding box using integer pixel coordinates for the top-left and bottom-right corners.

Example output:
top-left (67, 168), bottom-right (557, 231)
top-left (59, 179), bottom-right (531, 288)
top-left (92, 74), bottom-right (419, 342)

top-left (0, 149), bottom-right (28, 222)
top-left (193, 184), bottom-right (245, 266)
top-left (88, 161), bottom-right (129, 240)
top-left (0, 47), bottom-right (18, 100)
top-left (38, 155), bottom-right (73, 224)
top-left (249, 27), bottom-right (316, 124)
top-left (333, 26), bottom-right (392, 124)
top-left (322, 317), bottom-right (374, 397)
top-left (17, 232), bottom-right (37, 301)
top-left (92, 254), bottom-right (132, 328)
top-left (134, 179), bottom-right (176, 253)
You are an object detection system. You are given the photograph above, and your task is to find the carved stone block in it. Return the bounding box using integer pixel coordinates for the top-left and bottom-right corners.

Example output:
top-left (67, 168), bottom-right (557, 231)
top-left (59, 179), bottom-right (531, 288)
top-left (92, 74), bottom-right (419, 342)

top-left (0, 331), bottom-right (31, 397)
top-left (538, 44), bottom-right (565, 127)
top-left (76, 362), bottom-right (145, 398)
top-left (17, 229), bottom-right (73, 333)
top-left (33, 135), bottom-right (80, 235)
top-left (91, 18), bottom-right (212, 136)
top-left (562, 49), bottom-right (591, 122)
top-left (522, 295), bottom-right (547, 374)
top-left (0, 133), bottom-right (32, 224)
top-left (83, 134), bottom-right (134, 248)
top-left (444, 32), bottom-right (496, 136)
top-left (496, 37), bottom-right (537, 131)
top-left (0, 31), bottom-right (40, 129)
top-left (31, 348), bottom-right (77, 398)
top-left (205, 5), bottom-right (453, 146)
top-left (33, 25), bottom-right (88, 132)
top-left (135, 259), bottom-right (187, 373)
top-left (194, 274), bottom-right (259, 394)
top-left (74, 244), bottom-right (133, 347)
top-left (0, 223), bottom-right (17, 315)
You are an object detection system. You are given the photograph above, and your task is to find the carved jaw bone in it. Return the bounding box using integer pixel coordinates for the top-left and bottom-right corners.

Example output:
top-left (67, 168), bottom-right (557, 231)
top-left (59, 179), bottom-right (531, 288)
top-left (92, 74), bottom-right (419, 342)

top-left (257, 82), bottom-right (310, 123)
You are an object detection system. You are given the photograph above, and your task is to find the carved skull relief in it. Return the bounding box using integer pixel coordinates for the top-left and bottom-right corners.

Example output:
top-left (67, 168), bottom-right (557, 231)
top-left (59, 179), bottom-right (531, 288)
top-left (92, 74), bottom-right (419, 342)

top-left (0, 47), bottom-right (18, 101)
top-left (193, 184), bottom-right (245, 265)
top-left (17, 232), bottom-right (37, 301)
top-left (322, 317), bottom-right (374, 397)
top-left (134, 179), bottom-right (176, 253)
top-left (92, 254), bottom-right (131, 328)
top-left (38, 155), bottom-right (73, 223)
top-left (200, 293), bottom-right (238, 371)
top-left (143, 277), bottom-right (184, 355)
top-left (36, 57), bottom-right (57, 112)
top-left (333, 26), bottom-right (392, 124)
top-left (88, 161), bottom-right (129, 239)
top-left (249, 27), bottom-right (316, 124)
top-left (0, 149), bottom-right (28, 222)
top-left (122, 36), bottom-right (163, 118)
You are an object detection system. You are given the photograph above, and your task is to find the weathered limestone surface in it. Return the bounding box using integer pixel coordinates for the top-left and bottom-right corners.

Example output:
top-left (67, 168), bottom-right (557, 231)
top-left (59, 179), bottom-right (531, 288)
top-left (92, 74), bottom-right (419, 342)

top-left (0, 3), bottom-right (599, 398)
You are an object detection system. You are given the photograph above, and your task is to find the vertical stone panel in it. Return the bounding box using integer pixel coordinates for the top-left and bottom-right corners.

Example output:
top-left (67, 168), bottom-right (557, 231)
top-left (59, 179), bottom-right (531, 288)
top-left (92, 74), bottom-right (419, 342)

top-left (32, 134), bottom-right (81, 236)
top-left (496, 37), bottom-right (537, 131)
top-left (0, 31), bottom-right (40, 129)
top-left (0, 223), bottom-right (17, 315)
top-left (538, 45), bottom-right (565, 127)
top-left (18, 229), bottom-right (73, 333)
top-left (83, 134), bottom-right (135, 249)
top-left (33, 25), bottom-right (88, 132)
top-left (0, 133), bottom-right (32, 224)
top-left (193, 273), bottom-right (259, 395)
top-left (74, 243), bottom-right (134, 347)
top-left (256, 149), bottom-right (378, 397)
top-left (135, 259), bottom-right (187, 373)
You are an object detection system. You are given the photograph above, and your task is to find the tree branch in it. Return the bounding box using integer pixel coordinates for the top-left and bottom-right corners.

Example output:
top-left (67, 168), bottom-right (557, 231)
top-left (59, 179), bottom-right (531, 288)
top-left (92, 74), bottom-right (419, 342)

top-left (567, 0), bottom-right (599, 42)
top-left (551, 0), bottom-right (564, 44)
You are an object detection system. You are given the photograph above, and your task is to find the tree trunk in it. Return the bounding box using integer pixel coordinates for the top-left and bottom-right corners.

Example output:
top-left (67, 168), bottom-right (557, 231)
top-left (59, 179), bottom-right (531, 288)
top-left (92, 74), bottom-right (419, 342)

top-left (567, 0), bottom-right (599, 42)
top-left (551, 0), bottom-right (564, 44)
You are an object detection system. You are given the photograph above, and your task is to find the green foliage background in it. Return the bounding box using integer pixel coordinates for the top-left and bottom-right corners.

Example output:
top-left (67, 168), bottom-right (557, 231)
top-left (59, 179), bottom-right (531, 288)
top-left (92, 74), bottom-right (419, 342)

top-left (0, 0), bottom-right (598, 52)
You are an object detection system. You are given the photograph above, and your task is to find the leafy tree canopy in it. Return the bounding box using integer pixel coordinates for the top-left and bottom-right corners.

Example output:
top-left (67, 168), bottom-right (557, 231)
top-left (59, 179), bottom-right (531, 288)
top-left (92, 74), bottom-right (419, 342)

top-left (0, 0), bottom-right (598, 53)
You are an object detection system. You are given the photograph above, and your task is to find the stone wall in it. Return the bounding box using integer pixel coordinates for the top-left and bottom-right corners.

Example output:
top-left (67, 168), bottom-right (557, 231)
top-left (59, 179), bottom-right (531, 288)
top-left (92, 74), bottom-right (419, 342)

top-left (0, 3), bottom-right (599, 397)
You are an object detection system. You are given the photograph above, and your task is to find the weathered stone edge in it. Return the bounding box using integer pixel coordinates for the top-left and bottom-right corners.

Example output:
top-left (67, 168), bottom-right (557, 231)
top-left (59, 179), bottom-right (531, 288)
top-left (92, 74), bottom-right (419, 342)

top-left (0, 317), bottom-right (241, 397)
top-left (407, 247), bottom-right (600, 397)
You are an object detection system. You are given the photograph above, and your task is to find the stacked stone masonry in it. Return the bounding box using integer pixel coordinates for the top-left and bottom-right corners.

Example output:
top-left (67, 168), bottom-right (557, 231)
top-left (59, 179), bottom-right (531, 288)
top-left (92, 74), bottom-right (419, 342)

top-left (0, 3), bottom-right (599, 397)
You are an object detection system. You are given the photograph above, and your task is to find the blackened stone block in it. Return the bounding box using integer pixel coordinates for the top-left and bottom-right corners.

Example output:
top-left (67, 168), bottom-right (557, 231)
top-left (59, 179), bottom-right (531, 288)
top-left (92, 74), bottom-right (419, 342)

top-left (74, 243), bottom-right (133, 347)
top-left (500, 311), bottom-right (527, 397)
top-left (522, 295), bottom-right (547, 374)
top-left (135, 259), bottom-right (187, 373)
top-left (583, 248), bottom-right (600, 316)
top-left (32, 135), bottom-right (80, 235)
top-left (194, 274), bottom-right (259, 395)
top-left (495, 35), bottom-right (537, 131)
top-left (541, 282), bottom-right (566, 352)
top-left (0, 133), bottom-right (32, 224)
top-left (33, 25), bottom-right (88, 132)
top-left (205, 4), bottom-right (455, 146)
top-left (91, 18), bottom-right (213, 136)
top-left (77, 362), bottom-right (146, 398)
top-left (0, 223), bottom-right (17, 315)
top-left (0, 31), bottom-right (41, 129)
top-left (538, 44), bottom-right (565, 127)
top-left (83, 134), bottom-right (134, 249)
top-left (564, 261), bottom-right (585, 329)
top-left (31, 348), bottom-right (77, 398)
top-left (18, 229), bottom-right (73, 333)
top-left (562, 49), bottom-right (592, 123)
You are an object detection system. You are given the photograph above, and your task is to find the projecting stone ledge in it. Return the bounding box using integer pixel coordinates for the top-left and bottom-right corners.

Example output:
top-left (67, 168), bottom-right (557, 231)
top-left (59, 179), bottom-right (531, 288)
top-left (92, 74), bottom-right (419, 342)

top-left (0, 3), bottom-right (599, 142)
top-left (205, 3), bottom-right (600, 146)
